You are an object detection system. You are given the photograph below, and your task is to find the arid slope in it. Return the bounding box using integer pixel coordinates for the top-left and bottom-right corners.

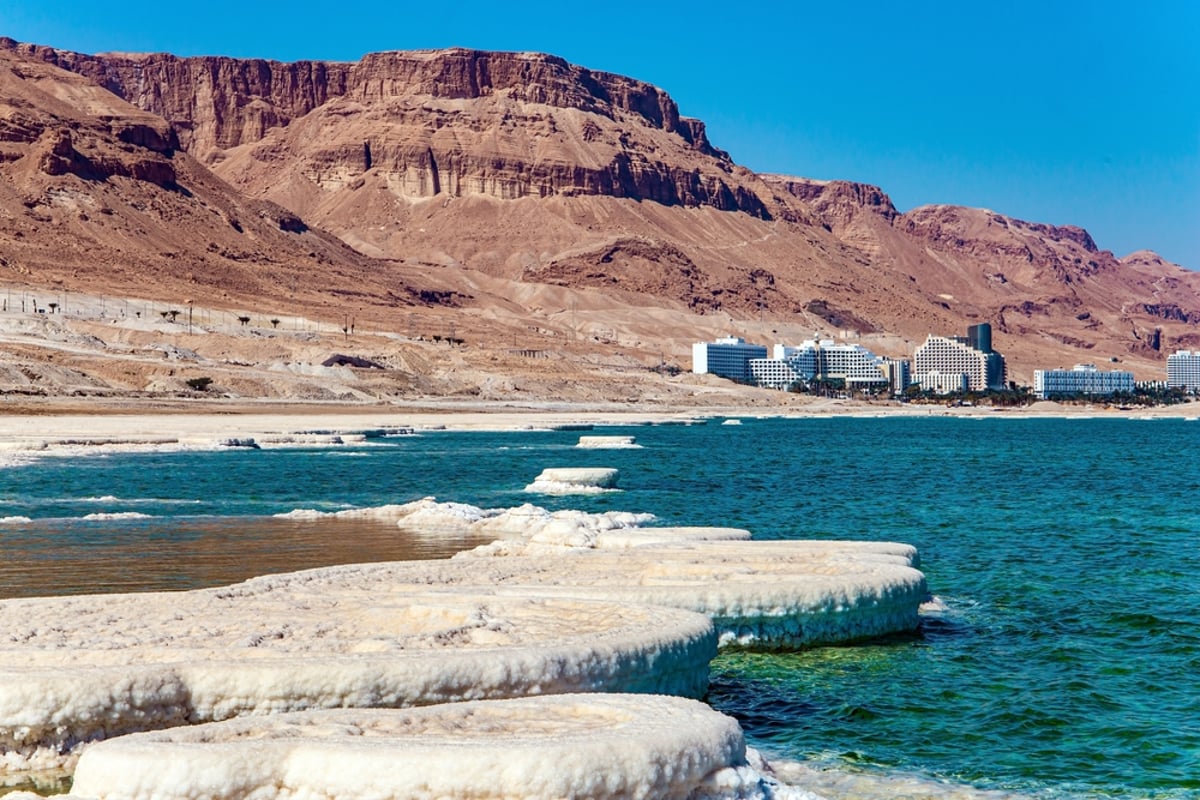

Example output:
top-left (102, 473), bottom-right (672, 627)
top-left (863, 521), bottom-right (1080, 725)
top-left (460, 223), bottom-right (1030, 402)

top-left (2, 38), bottom-right (1198, 400)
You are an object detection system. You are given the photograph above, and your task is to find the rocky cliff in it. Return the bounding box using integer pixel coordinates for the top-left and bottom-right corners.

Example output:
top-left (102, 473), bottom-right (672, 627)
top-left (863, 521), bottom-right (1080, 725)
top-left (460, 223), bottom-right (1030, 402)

top-left (0, 44), bottom-right (471, 317)
top-left (9, 42), bottom-right (768, 218)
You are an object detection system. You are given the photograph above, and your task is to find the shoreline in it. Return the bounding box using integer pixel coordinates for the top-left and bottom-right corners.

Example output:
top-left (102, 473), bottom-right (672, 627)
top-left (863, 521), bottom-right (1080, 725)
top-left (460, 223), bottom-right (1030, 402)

top-left (0, 396), bottom-right (1195, 448)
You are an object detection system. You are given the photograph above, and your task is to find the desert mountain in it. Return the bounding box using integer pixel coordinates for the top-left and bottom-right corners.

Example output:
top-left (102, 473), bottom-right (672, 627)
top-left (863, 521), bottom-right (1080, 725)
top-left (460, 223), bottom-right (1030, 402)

top-left (2, 38), bottom-right (1198, 401)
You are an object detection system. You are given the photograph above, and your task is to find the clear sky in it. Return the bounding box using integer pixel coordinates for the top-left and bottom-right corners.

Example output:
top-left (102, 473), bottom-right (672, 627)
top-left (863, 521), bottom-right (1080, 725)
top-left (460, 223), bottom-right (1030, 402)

top-left (3, 1), bottom-right (1198, 267)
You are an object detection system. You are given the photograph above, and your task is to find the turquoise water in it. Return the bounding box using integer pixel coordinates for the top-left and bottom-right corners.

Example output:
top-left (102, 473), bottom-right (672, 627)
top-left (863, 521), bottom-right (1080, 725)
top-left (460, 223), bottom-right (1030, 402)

top-left (2, 417), bottom-right (1198, 798)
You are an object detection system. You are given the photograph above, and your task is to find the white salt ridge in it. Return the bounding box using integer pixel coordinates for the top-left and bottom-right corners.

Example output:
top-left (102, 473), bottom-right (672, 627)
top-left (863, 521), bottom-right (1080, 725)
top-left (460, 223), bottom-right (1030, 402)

top-left (0, 589), bottom-right (714, 774)
top-left (271, 498), bottom-right (663, 547)
top-left (0, 428), bottom-right (376, 471)
top-left (254, 433), bottom-right (369, 448)
top-left (79, 512), bottom-right (153, 521)
top-left (576, 434), bottom-right (641, 449)
top-left (524, 467), bottom-right (620, 494)
top-left (74, 496), bottom-right (202, 505)
top-left (273, 498), bottom-right (495, 528)
top-left (61, 696), bottom-right (821, 800)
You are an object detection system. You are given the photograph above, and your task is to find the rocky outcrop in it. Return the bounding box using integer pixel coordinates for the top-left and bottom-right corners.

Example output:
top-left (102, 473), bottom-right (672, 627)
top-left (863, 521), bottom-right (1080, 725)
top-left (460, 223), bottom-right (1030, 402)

top-left (2, 38), bottom-right (350, 156)
top-left (763, 176), bottom-right (899, 227)
top-left (9, 41), bottom-right (769, 217)
top-left (9, 43), bottom-right (723, 156)
top-left (30, 127), bottom-right (177, 187)
top-left (898, 204), bottom-right (1116, 286)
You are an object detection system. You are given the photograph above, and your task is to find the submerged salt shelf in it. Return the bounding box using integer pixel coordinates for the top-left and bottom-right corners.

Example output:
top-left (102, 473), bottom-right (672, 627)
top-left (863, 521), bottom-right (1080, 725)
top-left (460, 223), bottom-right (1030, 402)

top-left (524, 466), bottom-right (620, 494)
top-left (59, 695), bottom-right (820, 800)
top-left (576, 434), bottom-right (641, 448)
top-left (0, 590), bottom-right (714, 774)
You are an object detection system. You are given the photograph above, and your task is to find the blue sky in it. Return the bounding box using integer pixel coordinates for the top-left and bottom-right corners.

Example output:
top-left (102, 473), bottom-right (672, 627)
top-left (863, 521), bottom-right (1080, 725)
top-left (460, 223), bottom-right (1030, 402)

top-left (3, 1), bottom-right (1197, 267)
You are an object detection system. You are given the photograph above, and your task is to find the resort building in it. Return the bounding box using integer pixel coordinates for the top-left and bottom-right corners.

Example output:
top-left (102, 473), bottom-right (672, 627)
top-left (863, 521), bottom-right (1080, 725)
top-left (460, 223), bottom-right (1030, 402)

top-left (912, 323), bottom-right (1006, 391)
top-left (916, 370), bottom-right (969, 395)
top-left (1167, 351), bottom-right (1200, 392)
top-left (749, 339), bottom-right (889, 391)
top-left (1033, 364), bottom-right (1135, 399)
top-left (879, 358), bottom-right (911, 395)
top-left (747, 357), bottom-right (801, 390)
top-left (692, 336), bottom-right (768, 383)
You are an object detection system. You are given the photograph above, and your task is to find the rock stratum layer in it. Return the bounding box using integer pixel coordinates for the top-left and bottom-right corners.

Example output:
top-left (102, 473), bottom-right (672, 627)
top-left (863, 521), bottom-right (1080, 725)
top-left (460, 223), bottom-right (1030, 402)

top-left (1, 37), bottom-right (1198, 395)
top-left (14, 45), bottom-right (768, 217)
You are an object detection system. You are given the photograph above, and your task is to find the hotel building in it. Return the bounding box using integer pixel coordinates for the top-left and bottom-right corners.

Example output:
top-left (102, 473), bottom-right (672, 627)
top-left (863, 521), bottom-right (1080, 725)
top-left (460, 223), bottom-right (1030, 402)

top-left (879, 358), bottom-right (912, 395)
top-left (917, 370), bottom-right (969, 395)
top-left (749, 340), bottom-right (889, 390)
top-left (692, 336), bottom-right (768, 382)
top-left (912, 323), bottom-right (1006, 392)
top-left (1167, 351), bottom-right (1200, 392)
top-left (1033, 364), bottom-right (1135, 399)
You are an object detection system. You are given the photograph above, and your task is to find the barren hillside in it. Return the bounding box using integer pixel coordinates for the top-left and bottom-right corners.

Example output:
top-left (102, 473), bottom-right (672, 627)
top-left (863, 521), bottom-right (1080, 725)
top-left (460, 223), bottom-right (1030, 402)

top-left (1, 38), bottom-right (1197, 402)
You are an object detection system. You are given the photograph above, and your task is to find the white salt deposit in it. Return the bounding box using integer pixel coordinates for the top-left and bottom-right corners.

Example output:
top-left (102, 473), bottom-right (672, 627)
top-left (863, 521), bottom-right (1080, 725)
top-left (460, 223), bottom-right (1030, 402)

top-left (524, 467), bottom-right (620, 494)
top-left (278, 497), bottom-right (666, 547)
top-left (79, 512), bottom-right (153, 521)
top-left (273, 503), bottom-right (429, 522)
top-left (220, 537), bottom-right (925, 651)
top-left (0, 590), bottom-right (715, 774)
top-left (57, 695), bottom-right (823, 800)
top-left (391, 497), bottom-right (495, 530)
top-left (470, 541), bottom-right (927, 650)
top-left (0, 516), bottom-right (32, 524)
top-left (576, 434), bottom-right (641, 449)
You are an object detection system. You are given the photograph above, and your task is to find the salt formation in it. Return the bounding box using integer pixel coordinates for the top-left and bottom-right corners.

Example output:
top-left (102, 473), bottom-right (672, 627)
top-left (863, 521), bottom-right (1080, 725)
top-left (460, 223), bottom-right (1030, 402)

top-left (63, 695), bottom-right (820, 800)
top-left (524, 467), bottom-right (620, 494)
top-left (477, 540), bottom-right (927, 649)
top-left (223, 537), bottom-right (926, 651)
top-left (576, 434), bottom-right (640, 448)
top-left (273, 498), bottom-right (667, 544)
top-left (0, 591), bottom-right (714, 773)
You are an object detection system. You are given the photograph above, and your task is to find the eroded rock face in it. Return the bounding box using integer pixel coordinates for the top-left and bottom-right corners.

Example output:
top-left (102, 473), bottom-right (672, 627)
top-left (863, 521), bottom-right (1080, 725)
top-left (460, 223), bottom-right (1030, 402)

top-left (764, 176), bottom-right (899, 228)
top-left (13, 44), bottom-right (770, 217)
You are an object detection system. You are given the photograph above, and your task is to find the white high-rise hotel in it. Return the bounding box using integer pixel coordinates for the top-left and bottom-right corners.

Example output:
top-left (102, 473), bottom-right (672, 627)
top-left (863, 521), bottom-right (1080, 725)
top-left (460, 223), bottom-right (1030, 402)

top-left (913, 323), bottom-right (1006, 392)
top-left (1167, 351), bottom-right (1200, 392)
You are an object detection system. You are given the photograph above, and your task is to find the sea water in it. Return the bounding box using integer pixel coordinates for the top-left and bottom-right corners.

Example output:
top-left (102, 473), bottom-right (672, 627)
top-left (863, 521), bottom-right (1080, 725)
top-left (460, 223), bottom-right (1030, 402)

top-left (1, 416), bottom-right (1198, 799)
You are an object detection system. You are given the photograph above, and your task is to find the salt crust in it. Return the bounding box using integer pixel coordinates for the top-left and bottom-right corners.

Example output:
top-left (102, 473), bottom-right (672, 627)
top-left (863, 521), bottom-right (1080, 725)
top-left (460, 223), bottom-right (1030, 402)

top-left (576, 434), bottom-right (641, 448)
top-left (524, 466), bottom-right (620, 494)
top-left (0, 593), bottom-right (715, 774)
top-left (256, 499), bottom-right (926, 650)
top-left (275, 497), bottom-right (749, 549)
top-left (59, 695), bottom-right (821, 800)
top-left (225, 511), bottom-right (926, 652)
top-left (0, 493), bottom-right (926, 795)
